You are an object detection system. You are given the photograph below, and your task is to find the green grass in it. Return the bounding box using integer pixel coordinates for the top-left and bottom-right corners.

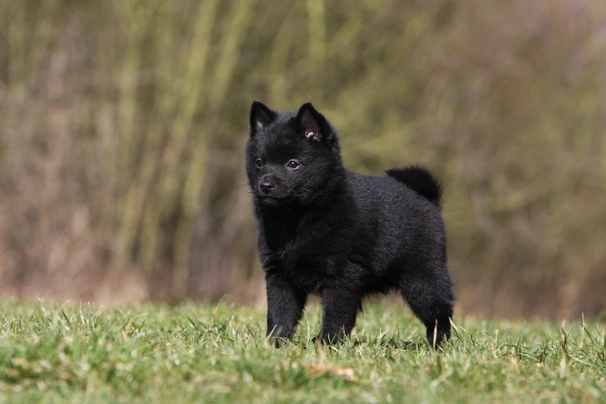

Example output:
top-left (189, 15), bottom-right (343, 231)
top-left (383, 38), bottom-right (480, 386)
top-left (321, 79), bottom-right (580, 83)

top-left (1, 301), bottom-right (605, 403)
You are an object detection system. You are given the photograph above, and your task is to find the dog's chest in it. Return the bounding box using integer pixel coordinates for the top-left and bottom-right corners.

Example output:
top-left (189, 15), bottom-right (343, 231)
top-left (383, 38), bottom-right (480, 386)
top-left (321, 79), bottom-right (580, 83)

top-left (267, 234), bottom-right (339, 293)
top-left (259, 214), bottom-right (346, 290)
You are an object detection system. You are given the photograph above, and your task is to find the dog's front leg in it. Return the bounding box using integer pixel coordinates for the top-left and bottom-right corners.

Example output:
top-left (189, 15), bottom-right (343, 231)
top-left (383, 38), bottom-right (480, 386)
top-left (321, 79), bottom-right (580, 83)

top-left (265, 271), bottom-right (307, 345)
top-left (318, 288), bottom-right (361, 344)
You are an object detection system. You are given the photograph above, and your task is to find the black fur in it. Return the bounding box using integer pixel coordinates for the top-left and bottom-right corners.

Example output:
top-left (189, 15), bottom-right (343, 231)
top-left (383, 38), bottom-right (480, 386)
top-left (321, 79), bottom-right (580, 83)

top-left (246, 101), bottom-right (454, 347)
top-left (385, 166), bottom-right (443, 209)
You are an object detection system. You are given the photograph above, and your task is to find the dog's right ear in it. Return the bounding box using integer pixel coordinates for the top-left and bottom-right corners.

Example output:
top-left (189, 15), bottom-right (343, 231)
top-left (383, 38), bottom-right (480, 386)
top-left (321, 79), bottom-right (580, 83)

top-left (250, 101), bottom-right (276, 137)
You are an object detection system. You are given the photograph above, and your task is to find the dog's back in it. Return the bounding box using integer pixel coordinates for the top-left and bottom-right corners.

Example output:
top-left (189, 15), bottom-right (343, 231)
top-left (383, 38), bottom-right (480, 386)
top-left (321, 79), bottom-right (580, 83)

top-left (345, 171), bottom-right (447, 276)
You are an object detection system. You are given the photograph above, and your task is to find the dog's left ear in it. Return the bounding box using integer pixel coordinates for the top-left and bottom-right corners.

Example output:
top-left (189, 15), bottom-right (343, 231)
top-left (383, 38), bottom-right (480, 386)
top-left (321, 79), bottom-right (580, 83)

top-left (296, 103), bottom-right (340, 153)
top-left (296, 102), bottom-right (325, 143)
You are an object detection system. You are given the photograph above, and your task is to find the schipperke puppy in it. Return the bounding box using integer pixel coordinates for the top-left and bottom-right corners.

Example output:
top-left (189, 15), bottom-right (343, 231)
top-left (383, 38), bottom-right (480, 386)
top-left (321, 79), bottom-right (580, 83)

top-left (246, 101), bottom-right (454, 347)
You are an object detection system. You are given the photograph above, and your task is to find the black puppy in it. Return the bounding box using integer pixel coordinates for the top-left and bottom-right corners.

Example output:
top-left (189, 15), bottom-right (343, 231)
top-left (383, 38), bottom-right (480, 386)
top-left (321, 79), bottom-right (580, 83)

top-left (246, 101), bottom-right (454, 346)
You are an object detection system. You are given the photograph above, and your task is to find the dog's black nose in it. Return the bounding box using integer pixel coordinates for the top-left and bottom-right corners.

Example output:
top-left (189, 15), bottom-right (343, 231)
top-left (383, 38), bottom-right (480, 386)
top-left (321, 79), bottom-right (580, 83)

top-left (259, 181), bottom-right (275, 194)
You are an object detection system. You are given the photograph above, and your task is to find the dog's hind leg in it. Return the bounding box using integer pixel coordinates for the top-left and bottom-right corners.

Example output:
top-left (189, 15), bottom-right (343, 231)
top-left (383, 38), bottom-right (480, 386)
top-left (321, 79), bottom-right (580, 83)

top-left (399, 269), bottom-right (454, 347)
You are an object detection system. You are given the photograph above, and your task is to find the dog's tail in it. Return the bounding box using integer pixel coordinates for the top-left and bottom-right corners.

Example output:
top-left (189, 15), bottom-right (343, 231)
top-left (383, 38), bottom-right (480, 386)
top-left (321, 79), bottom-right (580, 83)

top-left (386, 166), bottom-right (443, 209)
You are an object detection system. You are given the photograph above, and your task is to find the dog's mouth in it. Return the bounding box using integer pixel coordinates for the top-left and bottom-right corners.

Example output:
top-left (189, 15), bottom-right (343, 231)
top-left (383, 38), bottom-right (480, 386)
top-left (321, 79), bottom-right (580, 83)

top-left (258, 194), bottom-right (292, 206)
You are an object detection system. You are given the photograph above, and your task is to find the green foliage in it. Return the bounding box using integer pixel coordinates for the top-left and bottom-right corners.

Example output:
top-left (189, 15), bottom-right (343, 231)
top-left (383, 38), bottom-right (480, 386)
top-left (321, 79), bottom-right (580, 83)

top-left (1, 301), bottom-right (605, 403)
top-left (0, 0), bottom-right (605, 317)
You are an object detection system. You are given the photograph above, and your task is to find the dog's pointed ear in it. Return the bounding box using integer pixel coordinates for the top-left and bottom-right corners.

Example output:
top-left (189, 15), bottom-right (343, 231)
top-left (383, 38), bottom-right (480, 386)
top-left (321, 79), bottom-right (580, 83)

top-left (296, 102), bottom-right (324, 143)
top-left (250, 101), bottom-right (276, 136)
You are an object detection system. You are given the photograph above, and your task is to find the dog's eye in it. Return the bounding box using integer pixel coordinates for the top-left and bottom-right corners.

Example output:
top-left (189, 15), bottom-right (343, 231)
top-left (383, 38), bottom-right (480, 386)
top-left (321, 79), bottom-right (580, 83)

top-left (286, 159), bottom-right (300, 170)
top-left (255, 158), bottom-right (264, 168)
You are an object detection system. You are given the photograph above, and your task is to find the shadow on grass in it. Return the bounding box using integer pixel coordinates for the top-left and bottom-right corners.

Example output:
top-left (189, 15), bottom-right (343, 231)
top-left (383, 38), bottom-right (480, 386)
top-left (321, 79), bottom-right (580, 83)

top-left (297, 336), bottom-right (429, 351)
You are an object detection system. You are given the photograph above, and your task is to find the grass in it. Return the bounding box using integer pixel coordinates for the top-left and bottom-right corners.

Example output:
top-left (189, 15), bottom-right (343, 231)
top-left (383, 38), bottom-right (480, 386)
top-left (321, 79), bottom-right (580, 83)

top-left (0, 301), bottom-right (605, 403)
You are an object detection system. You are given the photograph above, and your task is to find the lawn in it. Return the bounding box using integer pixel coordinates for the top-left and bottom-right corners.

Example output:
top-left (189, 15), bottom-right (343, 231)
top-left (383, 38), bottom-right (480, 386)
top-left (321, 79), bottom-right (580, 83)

top-left (1, 300), bottom-right (604, 403)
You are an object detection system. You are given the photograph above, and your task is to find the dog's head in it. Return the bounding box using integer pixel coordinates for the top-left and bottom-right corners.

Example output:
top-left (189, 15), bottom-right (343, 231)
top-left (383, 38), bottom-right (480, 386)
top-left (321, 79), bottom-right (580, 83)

top-left (245, 101), bottom-right (343, 208)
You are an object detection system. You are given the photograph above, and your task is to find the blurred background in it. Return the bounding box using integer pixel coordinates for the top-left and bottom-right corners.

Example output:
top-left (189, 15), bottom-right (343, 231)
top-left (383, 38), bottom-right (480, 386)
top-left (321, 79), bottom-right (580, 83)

top-left (1, 0), bottom-right (605, 319)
